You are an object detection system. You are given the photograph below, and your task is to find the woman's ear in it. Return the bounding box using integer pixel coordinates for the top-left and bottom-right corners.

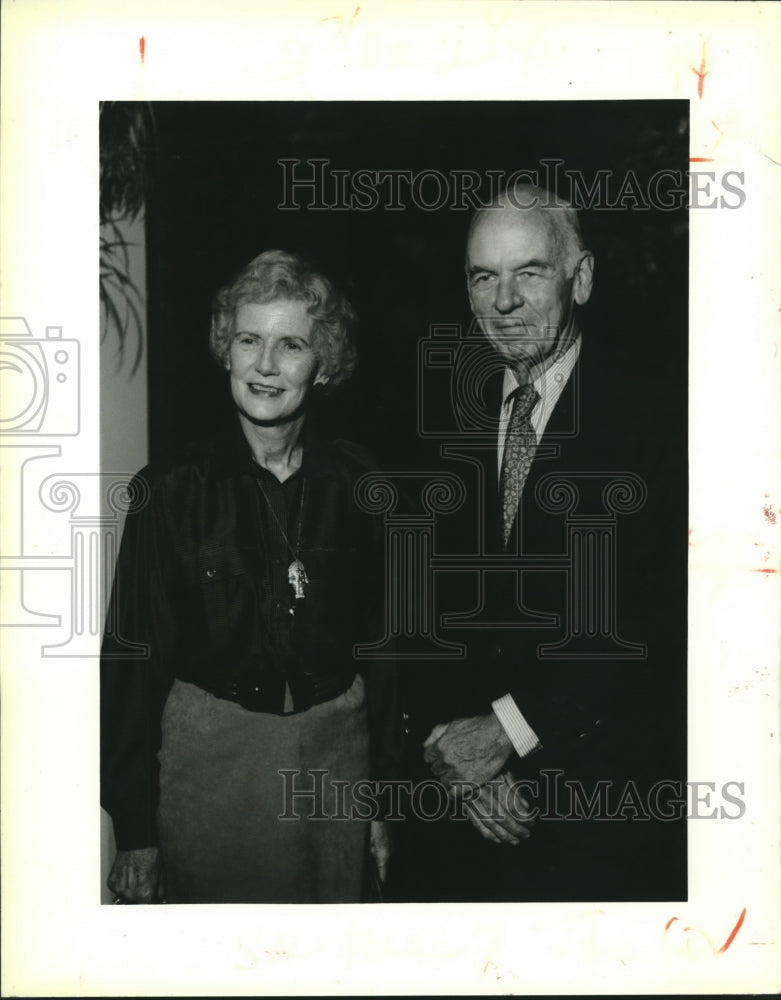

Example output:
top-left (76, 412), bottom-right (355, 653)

top-left (314, 371), bottom-right (330, 387)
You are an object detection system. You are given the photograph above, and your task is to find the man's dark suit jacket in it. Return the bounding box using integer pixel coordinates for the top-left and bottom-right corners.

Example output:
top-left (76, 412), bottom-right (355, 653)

top-left (393, 336), bottom-right (688, 903)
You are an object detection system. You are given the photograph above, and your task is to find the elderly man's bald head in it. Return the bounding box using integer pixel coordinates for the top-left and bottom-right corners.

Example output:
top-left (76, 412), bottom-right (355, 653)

top-left (465, 182), bottom-right (594, 374)
top-left (467, 183), bottom-right (585, 274)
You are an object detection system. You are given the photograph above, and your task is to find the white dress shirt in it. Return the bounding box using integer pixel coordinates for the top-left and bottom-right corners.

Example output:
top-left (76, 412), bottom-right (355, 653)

top-left (491, 336), bottom-right (582, 759)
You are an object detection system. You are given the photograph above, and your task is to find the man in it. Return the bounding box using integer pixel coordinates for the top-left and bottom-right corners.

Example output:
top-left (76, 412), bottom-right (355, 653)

top-left (397, 182), bottom-right (687, 901)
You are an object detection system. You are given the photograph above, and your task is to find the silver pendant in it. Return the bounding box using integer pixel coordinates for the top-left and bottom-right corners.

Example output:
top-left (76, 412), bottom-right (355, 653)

top-left (288, 559), bottom-right (308, 600)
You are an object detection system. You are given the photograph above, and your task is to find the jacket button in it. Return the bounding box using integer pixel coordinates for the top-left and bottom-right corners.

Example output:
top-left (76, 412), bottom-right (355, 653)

top-left (491, 643), bottom-right (503, 658)
top-left (402, 712), bottom-right (410, 722)
top-left (205, 568), bottom-right (216, 579)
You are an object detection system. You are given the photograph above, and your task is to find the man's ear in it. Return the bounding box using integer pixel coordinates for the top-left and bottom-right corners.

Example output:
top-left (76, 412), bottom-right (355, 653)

top-left (573, 252), bottom-right (595, 306)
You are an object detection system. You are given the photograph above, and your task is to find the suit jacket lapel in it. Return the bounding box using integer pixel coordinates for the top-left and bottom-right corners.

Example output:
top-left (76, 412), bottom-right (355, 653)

top-left (483, 367), bottom-right (505, 552)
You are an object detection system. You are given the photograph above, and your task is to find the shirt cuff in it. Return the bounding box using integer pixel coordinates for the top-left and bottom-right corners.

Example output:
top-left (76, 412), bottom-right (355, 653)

top-left (492, 693), bottom-right (541, 759)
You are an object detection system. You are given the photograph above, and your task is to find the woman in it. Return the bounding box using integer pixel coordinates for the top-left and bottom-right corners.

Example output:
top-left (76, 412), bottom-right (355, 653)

top-left (101, 250), bottom-right (397, 903)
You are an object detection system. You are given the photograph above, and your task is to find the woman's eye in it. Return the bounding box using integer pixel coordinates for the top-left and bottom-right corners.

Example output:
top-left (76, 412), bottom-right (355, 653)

top-left (284, 340), bottom-right (303, 351)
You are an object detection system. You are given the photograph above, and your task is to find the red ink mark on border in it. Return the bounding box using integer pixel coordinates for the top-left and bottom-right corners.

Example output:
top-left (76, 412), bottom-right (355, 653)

top-left (681, 924), bottom-right (721, 954)
top-left (762, 504), bottom-right (777, 525)
top-left (717, 907), bottom-right (746, 953)
top-left (691, 46), bottom-right (710, 98)
top-left (753, 568), bottom-right (777, 574)
top-left (667, 908), bottom-right (747, 955)
top-left (688, 529), bottom-right (694, 546)
top-left (139, 37), bottom-right (145, 63)
top-left (689, 157), bottom-right (715, 162)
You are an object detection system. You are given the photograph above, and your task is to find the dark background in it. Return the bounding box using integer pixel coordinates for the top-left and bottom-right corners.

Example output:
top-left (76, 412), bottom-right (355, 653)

top-left (103, 100), bottom-right (689, 901)
top-left (141, 101), bottom-right (688, 469)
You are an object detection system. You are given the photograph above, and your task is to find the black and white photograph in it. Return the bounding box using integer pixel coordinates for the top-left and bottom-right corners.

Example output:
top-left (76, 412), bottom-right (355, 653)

top-left (99, 100), bottom-right (690, 906)
top-left (2, 2), bottom-right (779, 995)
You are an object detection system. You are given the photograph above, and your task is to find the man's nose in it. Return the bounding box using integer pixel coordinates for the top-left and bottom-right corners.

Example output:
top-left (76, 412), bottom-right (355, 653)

top-left (495, 275), bottom-right (522, 314)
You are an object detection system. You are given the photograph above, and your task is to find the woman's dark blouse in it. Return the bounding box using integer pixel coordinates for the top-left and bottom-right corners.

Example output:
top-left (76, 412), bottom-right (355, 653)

top-left (100, 422), bottom-right (397, 850)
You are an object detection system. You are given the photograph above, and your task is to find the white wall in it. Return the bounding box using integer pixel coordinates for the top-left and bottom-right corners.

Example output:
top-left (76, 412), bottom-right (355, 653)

top-left (99, 214), bottom-right (148, 903)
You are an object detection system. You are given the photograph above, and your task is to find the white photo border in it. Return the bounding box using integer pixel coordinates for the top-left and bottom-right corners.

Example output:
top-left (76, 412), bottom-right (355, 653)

top-left (1, 1), bottom-right (779, 995)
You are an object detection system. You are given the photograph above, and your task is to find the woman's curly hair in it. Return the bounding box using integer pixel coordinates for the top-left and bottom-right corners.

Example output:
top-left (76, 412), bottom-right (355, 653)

top-left (210, 249), bottom-right (357, 392)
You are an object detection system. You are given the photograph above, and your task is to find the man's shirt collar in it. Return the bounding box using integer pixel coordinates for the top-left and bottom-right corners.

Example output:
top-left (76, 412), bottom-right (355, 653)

top-left (501, 334), bottom-right (582, 437)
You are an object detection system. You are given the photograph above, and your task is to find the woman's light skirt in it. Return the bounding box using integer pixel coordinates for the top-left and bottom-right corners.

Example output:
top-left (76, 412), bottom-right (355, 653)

top-left (157, 673), bottom-right (370, 903)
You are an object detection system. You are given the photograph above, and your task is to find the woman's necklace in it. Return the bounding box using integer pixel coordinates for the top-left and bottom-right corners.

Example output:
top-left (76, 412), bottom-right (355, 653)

top-left (256, 476), bottom-right (308, 610)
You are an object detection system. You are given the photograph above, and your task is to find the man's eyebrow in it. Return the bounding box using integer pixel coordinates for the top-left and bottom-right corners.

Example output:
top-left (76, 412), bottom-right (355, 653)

top-left (518, 258), bottom-right (554, 271)
top-left (467, 259), bottom-right (554, 277)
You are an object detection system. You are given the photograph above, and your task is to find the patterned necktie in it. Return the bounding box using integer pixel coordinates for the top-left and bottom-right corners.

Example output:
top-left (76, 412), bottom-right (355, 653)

top-left (499, 383), bottom-right (540, 546)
